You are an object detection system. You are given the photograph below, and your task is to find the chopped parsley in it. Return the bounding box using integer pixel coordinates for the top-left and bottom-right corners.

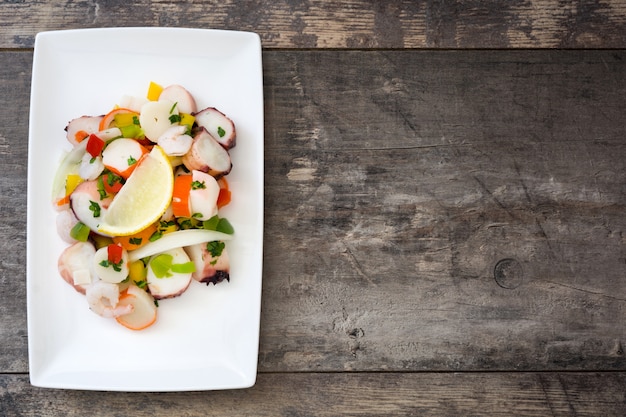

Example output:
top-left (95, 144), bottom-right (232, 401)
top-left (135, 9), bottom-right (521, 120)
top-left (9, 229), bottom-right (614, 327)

top-left (132, 115), bottom-right (140, 125)
top-left (159, 220), bottom-right (177, 234)
top-left (99, 259), bottom-right (123, 272)
top-left (206, 241), bottom-right (225, 258)
top-left (129, 237), bottom-right (143, 245)
top-left (127, 155), bottom-right (137, 166)
top-left (217, 126), bottom-right (226, 138)
top-left (169, 114), bottom-right (182, 124)
top-left (149, 231), bottom-right (162, 242)
top-left (201, 215), bottom-right (234, 234)
top-left (89, 200), bottom-right (101, 217)
top-left (178, 218), bottom-right (194, 229)
top-left (191, 180), bottom-right (206, 190)
top-left (96, 176), bottom-right (108, 200)
top-left (107, 172), bottom-right (119, 186)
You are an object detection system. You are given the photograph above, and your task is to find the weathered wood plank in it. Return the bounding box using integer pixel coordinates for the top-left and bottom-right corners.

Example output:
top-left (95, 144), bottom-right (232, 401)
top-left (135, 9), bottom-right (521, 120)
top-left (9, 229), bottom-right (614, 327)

top-left (1, 0), bottom-right (626, 49)
top-left (1, 51), bottom-right (625, 378)
top-left (2, 372), bottom-right (626, 416)
top-left (0, 52), bottom-right (30, 373)
top-left (259, 50), bottom-right (626, 372)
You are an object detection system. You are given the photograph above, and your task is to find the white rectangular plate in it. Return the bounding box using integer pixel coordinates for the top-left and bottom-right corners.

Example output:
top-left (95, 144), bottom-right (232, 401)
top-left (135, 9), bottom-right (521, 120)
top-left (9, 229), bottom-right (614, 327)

top-left (27, 28), bottom-right (264, 391)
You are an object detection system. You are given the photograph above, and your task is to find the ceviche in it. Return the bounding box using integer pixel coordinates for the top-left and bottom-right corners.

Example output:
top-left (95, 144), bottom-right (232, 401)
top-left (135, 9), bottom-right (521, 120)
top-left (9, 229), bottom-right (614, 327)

top-left (53, 82), bottom-right (237, 330)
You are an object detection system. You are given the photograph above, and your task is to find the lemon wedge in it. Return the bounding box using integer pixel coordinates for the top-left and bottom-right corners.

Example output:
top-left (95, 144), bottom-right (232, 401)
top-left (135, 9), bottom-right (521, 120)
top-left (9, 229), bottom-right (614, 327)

top-left (98, 145), bottom-right (174, 236)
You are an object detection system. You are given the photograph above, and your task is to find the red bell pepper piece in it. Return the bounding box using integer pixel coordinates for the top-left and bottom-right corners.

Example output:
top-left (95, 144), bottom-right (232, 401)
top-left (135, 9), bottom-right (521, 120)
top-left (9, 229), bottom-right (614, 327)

top-left (107, 243), bottom-right (124, 265)
top-left (86, 133), bottom-right (105, 158)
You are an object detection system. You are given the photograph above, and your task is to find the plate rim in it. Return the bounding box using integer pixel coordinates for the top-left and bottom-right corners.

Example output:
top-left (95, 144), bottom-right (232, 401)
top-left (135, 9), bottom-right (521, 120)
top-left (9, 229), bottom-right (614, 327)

top-left (26, 27), bottom-right (264, 391)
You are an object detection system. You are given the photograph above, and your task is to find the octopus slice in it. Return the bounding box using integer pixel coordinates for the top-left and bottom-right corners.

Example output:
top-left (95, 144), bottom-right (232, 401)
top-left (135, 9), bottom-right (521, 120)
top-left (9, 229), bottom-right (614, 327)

top-left (193, 107), bottom-right (236, 149)
top-left (159, 84), bottom-right (198, 114)
top-left (70, 180), bottom-right (113, 234)
top-left (184, 242), bottom-right (230, 285)
top-left (65, 115), bottom-right (103, 146)
top-left (182, 127), bottom-right (232, 178)
top-left (146, 248), bottom-right (192, 299)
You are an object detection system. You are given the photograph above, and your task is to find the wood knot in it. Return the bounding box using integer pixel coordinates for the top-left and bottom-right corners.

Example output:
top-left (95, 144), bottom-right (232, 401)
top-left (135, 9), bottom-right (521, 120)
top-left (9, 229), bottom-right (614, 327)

top-left (348, 328), bottom-right (365, 339)
top-left (494, 258), bottom-right (524, 289)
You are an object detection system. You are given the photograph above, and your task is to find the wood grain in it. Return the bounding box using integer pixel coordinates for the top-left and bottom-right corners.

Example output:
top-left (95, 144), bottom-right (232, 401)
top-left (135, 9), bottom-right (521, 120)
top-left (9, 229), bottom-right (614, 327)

top-left (0, 52), bottom-right (30, 373)
top-left (2, 47), bottom-right (626, 413)
top-left (1, 0), bottom-right (626, 49)
top-left (260, 50), bottom-right (626, 372)
top-left (2, 372), bottom-right (626, 416)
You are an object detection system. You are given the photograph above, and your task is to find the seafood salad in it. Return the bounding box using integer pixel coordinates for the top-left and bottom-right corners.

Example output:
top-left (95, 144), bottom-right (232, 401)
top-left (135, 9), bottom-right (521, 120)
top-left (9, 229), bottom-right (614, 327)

top-left (54, 82), bottom-right (237, 330)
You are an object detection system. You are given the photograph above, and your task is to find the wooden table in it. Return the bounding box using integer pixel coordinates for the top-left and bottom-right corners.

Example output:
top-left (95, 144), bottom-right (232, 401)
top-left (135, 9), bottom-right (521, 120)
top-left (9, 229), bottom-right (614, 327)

top-left (2, 2), bottom-right (626, 415)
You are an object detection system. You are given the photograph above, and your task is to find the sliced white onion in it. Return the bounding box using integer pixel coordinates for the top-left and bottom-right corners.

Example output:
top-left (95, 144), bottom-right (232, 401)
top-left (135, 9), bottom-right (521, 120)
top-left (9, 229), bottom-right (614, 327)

top-left (128, 229), bottom-right (233, 262)
top-left (51, 140), bottom-right (87, 203)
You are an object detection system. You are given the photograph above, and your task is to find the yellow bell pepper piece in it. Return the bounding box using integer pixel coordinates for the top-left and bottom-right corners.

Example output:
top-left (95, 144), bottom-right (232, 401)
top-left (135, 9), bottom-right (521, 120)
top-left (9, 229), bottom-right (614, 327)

top-left (147, 81), bottom-right (163, 101)
top-left (113, 112), bottom-right (138, 128)
top-left (129, 260), bottom-right (147, 284)
top-left (179, 113), bottom-right (195, 131)
top-left (65, 174), bottom-right (83, 196)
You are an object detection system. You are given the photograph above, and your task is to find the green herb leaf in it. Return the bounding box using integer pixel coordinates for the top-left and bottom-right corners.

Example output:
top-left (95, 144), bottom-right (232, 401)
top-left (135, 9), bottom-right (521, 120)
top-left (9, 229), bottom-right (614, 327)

top-left (127, 155), bottom-right (137, 166)
top-left (216, 218), bottom-right (234, 235)
top-left (98, 259), bottom-right (123, 272)
top-left (177, 217), bottom-right (200, 230)
top-left (206, 241), bottom-right (225, 258)
top-left (129, 237), bottom-right (143, 245)
top-left (159, 220), bottom-right (176, 232)
top-left (112, 261), bottom-right (122, 272)
top-left (217, 126), bottom-right (226, 138)
top-left (169, 102), bottom-right (178, 114)
top-left (107, 172), bottom-right (123, 187)
top-left (202, 215), bottom-right (220, 231)
top-left (191, 180), bottom-right (206, 190)
top-left (89, 200), bottom-right (101, 218)
top-left (96, 176), bottom-right (108, 200)
top-left (169, 114), bottom-right (181, 124)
